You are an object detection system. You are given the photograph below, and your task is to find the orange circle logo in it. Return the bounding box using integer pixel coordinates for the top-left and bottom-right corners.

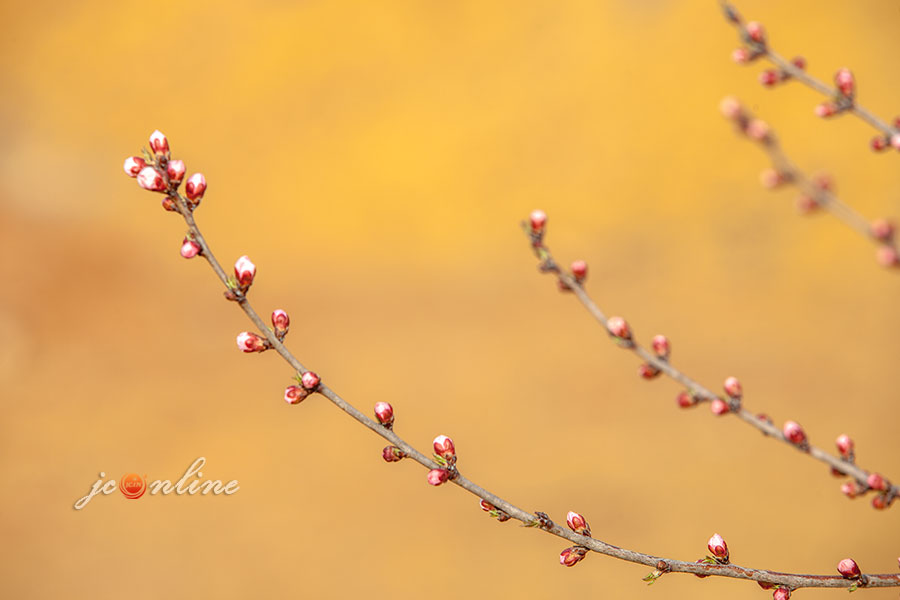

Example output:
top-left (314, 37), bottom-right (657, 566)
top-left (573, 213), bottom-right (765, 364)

top-left (119, 473), bottom-right (146, 499)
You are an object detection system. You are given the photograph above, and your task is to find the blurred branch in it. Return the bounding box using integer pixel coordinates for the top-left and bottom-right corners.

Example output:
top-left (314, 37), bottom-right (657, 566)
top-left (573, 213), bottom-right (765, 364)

top-left (720, 1), bottom-right (900, 149)
top-left (123, 133), bottom-right (900, 593)
top-left (719, 97), bottom-right (900, 268)
top-left (522, 213), bottom-right (898, 512)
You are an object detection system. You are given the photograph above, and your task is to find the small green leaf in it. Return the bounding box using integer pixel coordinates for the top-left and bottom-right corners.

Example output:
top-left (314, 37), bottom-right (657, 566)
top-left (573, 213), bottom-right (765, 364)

top-left (848, 583), bottom-right (858, 593)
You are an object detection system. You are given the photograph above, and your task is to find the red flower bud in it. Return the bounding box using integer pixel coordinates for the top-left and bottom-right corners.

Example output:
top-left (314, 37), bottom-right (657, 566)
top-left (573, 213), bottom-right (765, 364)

top-left (759, 69), bottom-right (779, 87)
top-left (870, 219), bottom-right (895, 241)
top-left (284, 385), bottom-right (309, 405)
top-left (710, 398), bottom-right (730, 415)
top-left (773, 588), bottom-right (791, 600)
top-left (236, 331), bottom-right (266, 353)
top-left (185, 173), bottom-right (207, 202)
top-left (676, 391), bottom-right (698, 408)
top-left (876, 245), bottom-right (899, 268)
top-left (149, 129), bottom-right (169, 155)
top-left (791, 56), bottom-right (806, 70)
top-left (433, 435), bottom-right (456, 461)
top-left (234, 255), bottom-right (256, 288)
top-left (166, 159), bottom-right (185, 183)
top-left (638, 363), bottom-right (660, 379)
top-left (867, 472), bottom-right (887, 491)
top-left (137, 166), bottom-right (166, 191)
top-left (570, 260), bottom-right (587, 283)
top-left (180, 237), bottom-right (201, 259)
top-left (707, 533), bottom-right (729, 562)
top-left (815, 102), bottom-right (838, 118)
top-left (559, 546), bottom-right (588, 567)
top-left (871, 136), bottom-right (888, 152)
top-left (374, 401), bottom-right (394, 426)
top-left (837, 558), bottom-right (861, 579)
top-left (783, 420), bottom-right (806, 445)
top-left (841, 481), bottom-right (859, 499)
top-left (530, 209), bottom-right (547, 234)
top-left (835, 68), bottom-right (855, 97)
top-left (651, 334), bottom-right (670, 358)
top-left (271, 309), bottom-right (290, 335)
top-left (161, 197), bottom-right (178, 212)
top-left (566, 511), bottom-right (591, 536)
top-left (723, 376), bottom-right (742, 398)
top-left (835, 434), bottom-right (854, 458)
top-left (426, 468), bottom-right (449, 486)
top-left (300, 371), bottom-right (320, 391)
top-left (382, 445), bottom-right (404, 462)
top-left (872, 494), bottom-right (888, 510)
top-left (123, 156), bottom-right (146, 177)
top-left (746, 119), bottom-right (771, 141)
top-left (745, 21), bottom-right (765, 43)
top-left (606, 316), bottom-right (631, 341)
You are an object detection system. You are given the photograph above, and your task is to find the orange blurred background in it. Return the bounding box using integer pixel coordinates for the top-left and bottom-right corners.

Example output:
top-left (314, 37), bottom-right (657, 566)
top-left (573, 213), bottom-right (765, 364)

top-left (2, 1), bottom-right (899, 598)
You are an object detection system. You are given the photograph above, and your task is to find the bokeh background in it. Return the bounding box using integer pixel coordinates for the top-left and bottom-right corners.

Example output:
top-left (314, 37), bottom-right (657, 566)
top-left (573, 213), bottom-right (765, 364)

top-left (2, 0), bottom-right (899, 598)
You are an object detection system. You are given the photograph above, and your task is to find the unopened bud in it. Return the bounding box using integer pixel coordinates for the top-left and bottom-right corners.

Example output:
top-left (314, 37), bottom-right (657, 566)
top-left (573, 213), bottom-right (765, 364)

top-left (433, 435), bottom-right (456, 462)
top-left (723, 376), bottom-right (742, 398)
top-left (271, 309), bottom-right (290, 336)
top-left (872, 494), bottom-right (888, 510)
top-left (137, 166), bottom-right (166, 192)
top-left (835, 68), bottom-right (855, 97)
top-left (732, 47), bottom-right (751, 64)
top-left (374, 401), bottom-right (394, 426)
top-left (759, 69), bottom-right (779, 87)
top-left (837, 558), bottom-right (861, 579)
top-left (638, 363), bottom-right (661, 379)
top-left (300, 371), bottom-right (320, 391)
top-left (710, 398), bottom-right (730, 415)
top-left (566, 511), bottom-right (591, 536)
top-left (149, 130), bottom-right (169, 155)
top-left (773, 588), bottom-right (791, 600)
top-left (759, 168), bottom-right (784, 189)
top-left (571, 260), bottom-right (587, 283)
top-left (284, 385), bottom-right (309, 405)
top-left (236, 331), bottom-right (267, 353)
top-left (180, 237), bottom-right (201, 259)
top-left (707, 533), bottom-right (729, 562)
top-left (530, 209), bottom-right (547, 234)
top-left (651, 334), bottom-right (670, 359)
top-left (746, 118), bottom-right (771, 141)
top-left (841, 481), bottom-right (859, 499)
top-left (559, 546), bottom-right (588, 567)
top-left (835, 434), bottom-right (854, 458)
top-left (745, 21), bottom-right (765, 43)
top-left (606, 316), bottom-right (631, 341)
top-left (234, 255), bottom-right (256, 288)
top-left (867, 472), bottom-right (887, 491)
top-left (891, 133), bottom-right (900, 150)
top-left (783, 420), bottom-right (806, 445)
top-left (815, 102), bottom-right (838, 118)
top-left (185, 173), bottom-right (207, 202)
top-left (870, 219), bottom-right (895, 241)
top-left (870, 136), bottom-right (888, 152)
top-left (795, 195), bottom-right (819, 214)
top-left (426, 468), bottom-right (449, 486)
top-left (720, 96), bottom-right (743, 119)
top-left (123, 156), bottom-right (146, 177)
top-left (166, 159), bottom-right (185, 183)
top-left (382, 445), bottom-right (405, 462)
top-left (676, 391), bottom-right (698, 408)
top-left (876, 245), bottom-right (899, 268)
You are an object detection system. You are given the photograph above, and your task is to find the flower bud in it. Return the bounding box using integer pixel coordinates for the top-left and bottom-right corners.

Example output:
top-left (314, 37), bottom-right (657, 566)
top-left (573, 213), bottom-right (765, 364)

top-left (236, 331), bottom-right (266, 353)
top-left (300, 371), bottom-right (320, 391)
top-left (867, 472), bottom-right (886, 491)
top-left (559, 546), bottom-right (588, 567)
top-left (707, 533), bottom-right (729, 562)
top-left (123, 156), bottom-right (146, 177)
top-left (137, 166), bottom-right (166, 191)
top-left (870, 219), bottom-right (895, 241)
top-left (872, 494), bottom-right (888, 510)
top-left (837, 558), bottom-right (860, 579)
top-left (731, 47), bottom-right (751, 64)
top-left (433, 435), bottom-right (456, 461)
top-left (166, 159), bottom-right (186, 183)
top-left (676, 391), bottom-right (697, 408)
top-left (835, 434), bottom-right (854, 458)
top-left (651, 334), bottom-right (670, 359)
top-left (710, 398), bottom-right (730, 415)
top-left (773, 588), bottom-right (790, 600)
top-left (871, 136), bottom-right (888, 152)
top-left (746, 118), bottom-right (770, 141)
top-left (234, 255), bottom-right (256, 288)
top-left (745, 21), bottom-right (765, 43)
top-left (876, 245), bottom-right (899, 268)
top-left (891, 133), bottom-right (900, 150)
top-left (180, 237), bottom-right (201, 259)
top-left (271, 309), bottom-right (290, 336)
top-left (530, 209), bottom-right (547, 234)
top-left (374, 401), bottom-right (394, 426)
top-left (566, 511), bottom-right (591, 536)
top-left (759, 69), bottom-right (779, 87)
top-left (185, 173), bottom-right (207, 202)
top-left (638, 364), bottom-right (660, 379)
top-left (162, 197), bottom-right (178, 212)
top-left (284, 385), bottom-right (309, 405)
top-left (723, 376), bottom-right (742, 398)
top-left (759, 168), bottom-right (784, 189)
top-left (426, 468), bottom-right (449, 486)
top-left (791, 56), bottom-right (806, 70)
top-left (149, 129), bottom-right (169, 155)
top-left (835, 68), bottom-right (855, 97)
top-left (841, 481), bottom-right (859, 499)
top-left (382, 445), bottom-right (404, 462)
top-left (783, 420), bottom-right (806, 445)
top-left (570, 260), bottom-right (587, 283)
top-left (795, 194), bottom-right (820, 214)
top-left (719, 96), bottom-right (742, 119)
top-left (815, 102), bottom-right (838, 118)
top-left (606, 316), bottom-right (631, 340)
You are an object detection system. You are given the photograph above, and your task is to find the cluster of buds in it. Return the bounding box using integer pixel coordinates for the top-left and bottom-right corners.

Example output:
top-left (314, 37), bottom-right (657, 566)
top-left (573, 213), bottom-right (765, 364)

top-left (720, 97), bottom-right (773, 145)
top-left (427, 435), bottom-right (456, 486)
top-left (606, 316), bottom-right (632, 346)
top-left (758, 56), bottom-right (806, 87)
top-left (374, 402), bottom-right (394, 428)
top-left (814, 69), bottom-right (857, 119)
top-left (382, 445), bottom-right (406, 462)
top-left (123, 130), bottom-right (207, 213)
top-left (795, 173), bottom-right (832, 215)
top-left (870, 219), bottom-right (899, 268)
top-left (284, 370), bottom-right (322, 405)
top-left (479, 500), bottom-right (511, 522)
top-left (638, 334), bottom-right (669, 380)
top-left (272, 309), bottom-right (290, 341)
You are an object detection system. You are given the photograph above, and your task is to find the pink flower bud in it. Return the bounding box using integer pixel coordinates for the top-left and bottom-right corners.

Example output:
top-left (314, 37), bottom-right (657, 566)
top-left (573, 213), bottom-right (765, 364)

top-left (149, 129), bottom-right (169, 155)
top-left (530, 209), bottom-right (547, 234)
top-left (746, 119), bottom-right (770, 141)
top-left (271, 309), bottom-right (290, 335)
top-left (841, 481), bottom-right (859, 499)
top-left (795, 195), bottom-right (820, 214)
top-left (731, 47), bottom-right (750, 64)
top-left (185, 173), bottom-right (207, 202)
top-left (872, 494), bottom-right (888, 510)
top-left (284, 385), bottom-right (309, 405)
top-left (300, 371), bottom-right (320, 391)
top-left (835, 434), bottom-right (854, 458)
top-left (723, 376), bottom-right (742, 398)
top-left (651, 334), bottom-right (670, 358)
top-left (570, 260), bottom-right (587, 283)
top-left (710, 398), bottom-right (730, 415)
top-left (566, 511), bottom-right (591, 536)
top-left (835, 68), bottom-right (855, 96)
top-left (814, 172), bottom-right (834, 192)
top-left (638, 363), bottom-right (660, 379)
top-left (707, 533), bottom-right (729, 562)
top-left (137, 166), bottom-right (166, 191)
top-left (891, 133), bottom-right (900, 150)
top-left (719, 96), bottom-right (742, 119)
top-left (374, 401), bottom-right (394, 426)
top-left (773, 588), bottom-right (790, 600)
top-left (606, 316), bottom-right (631, 340)
top-left (433, 435), bottom-right (456, 461)
top-left (123, 156), bottom-right (146, 177)
top-left (180, 237), bottom-right (201, 259)
top-left (166, 159), bottom-right (185, 183)
top-left (791, 56), bottom-right (806, 70)
top-left (867, 472), bottom-right (886, 491)
top-left (815, 102), bottom-right (838, 118)
top-left (676, 391), bottom-right (697, 408)
top-left (162, 197), bottom-right (178, 212)
top-left (559, 546), bottom-right (587, 567)
top-left (236, 331), bottom-right (266, 352)
top-left (870, 219), bottom-right (895, 241)
top-left (382, 445), bottom-right (404, 462)
top-left (759, 168), bottom-right (784, 189)
top-left (759, 69), bottom-right (779, 87)
top-left (480, 499), bottom-right (494, 512)
top-left (234, 255), bottom-right (256, 288)
top-left (426, 468), bottom-right (449, 486)
top-left (871, 136), bottom-right (888, 152)
top-left (876, 245), bottom-right (899, 268)
top-left (745, 21), bottom-right (765, 43)
top-left (837, 558), bottom-right (860, 579)
top-left (783, 420), bottom-right (806, 445)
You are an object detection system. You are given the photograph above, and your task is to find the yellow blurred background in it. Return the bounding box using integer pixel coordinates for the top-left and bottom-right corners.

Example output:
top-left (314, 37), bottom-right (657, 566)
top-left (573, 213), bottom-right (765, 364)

top-left (2, 0), bottom-right (899, 597)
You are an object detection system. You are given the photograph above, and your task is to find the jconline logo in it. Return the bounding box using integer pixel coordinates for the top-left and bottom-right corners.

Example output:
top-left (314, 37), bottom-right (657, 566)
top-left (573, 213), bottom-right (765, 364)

top-left (74, 457), bottom-right (239, 510)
